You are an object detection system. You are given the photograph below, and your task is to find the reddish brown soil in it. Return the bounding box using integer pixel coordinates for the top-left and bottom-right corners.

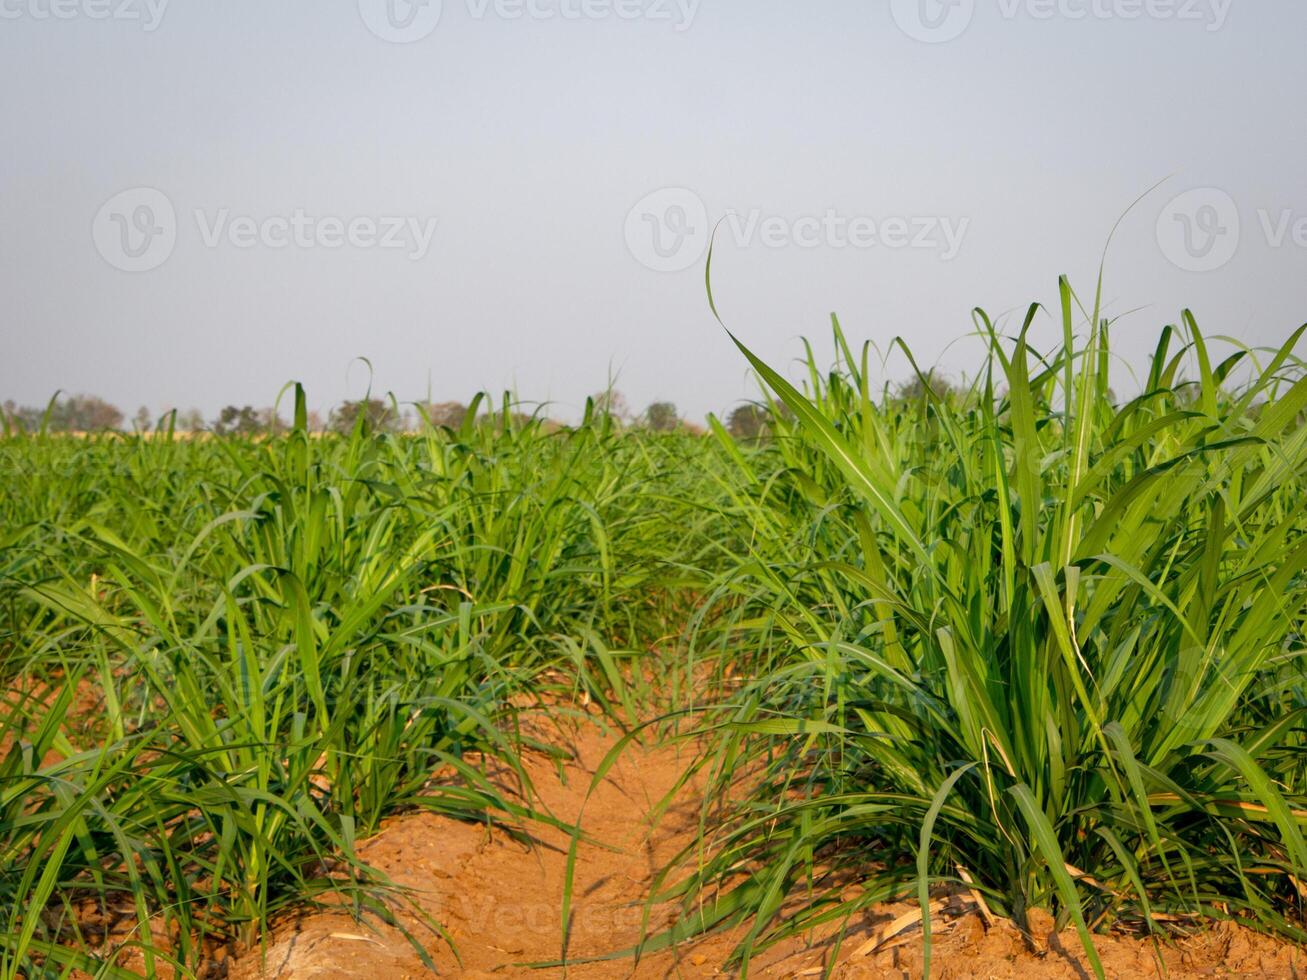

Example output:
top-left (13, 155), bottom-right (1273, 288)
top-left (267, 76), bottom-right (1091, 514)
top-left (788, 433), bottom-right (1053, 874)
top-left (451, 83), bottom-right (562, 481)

top-left (230, 714), bottom-right (1306, 979)
top-left (1, 673), bottom-right (104, 761)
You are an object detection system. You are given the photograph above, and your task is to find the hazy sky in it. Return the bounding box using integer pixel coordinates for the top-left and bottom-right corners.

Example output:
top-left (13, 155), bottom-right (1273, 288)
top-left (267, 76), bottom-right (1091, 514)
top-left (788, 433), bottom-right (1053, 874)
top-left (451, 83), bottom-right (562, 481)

top-left (3, 1), bottom-right (1305, 422)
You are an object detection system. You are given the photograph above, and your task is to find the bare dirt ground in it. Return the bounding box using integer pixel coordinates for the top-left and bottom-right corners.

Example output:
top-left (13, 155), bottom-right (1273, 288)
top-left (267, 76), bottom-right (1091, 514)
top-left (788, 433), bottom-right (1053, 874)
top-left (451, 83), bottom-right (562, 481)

top-left (5, 672), bottom-right (1298, 977)
top-left (230, 712), bottom-right (1306, 980)
top-left (1, 672), bottom-right (103, 761)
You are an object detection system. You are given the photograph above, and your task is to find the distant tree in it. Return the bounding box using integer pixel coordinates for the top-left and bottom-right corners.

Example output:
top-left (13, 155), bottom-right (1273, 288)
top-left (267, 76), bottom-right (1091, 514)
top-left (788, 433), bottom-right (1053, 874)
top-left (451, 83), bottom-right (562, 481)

top-left (330, 399), bottom-right (399, 435)
top-left (213, 406), bottom-right (261, 437)
top-left (133, 406), bottom-right (151, 432)
top-left (3, 402), bottom-right (38, 433)
top-left (424, 401), bottom-right (468, 429)
top-left (896, 372), bottom-right (958, 403)
top-left (589, 390), bottom-right (629, 421)
top-left (644, 401), bottom-right (679, 432)
top-left (212, 406), bottom-right (286, 437)
top-left (726, 403), bottom-right (769, 441)
top-left (177, 408), bottom-right (205, 432)
top-left (0, 395), bottom-right (124, 433)
top-left (259, 407), bottom-right (288, 436)
top-left (306, 410), bottom-right (324, 433)
top-left (1, 400), bottom-right (21, 435)
top-left (61, 396), bottom-right (119, 431)
top-left (38, 395), bottom-right (124, 432)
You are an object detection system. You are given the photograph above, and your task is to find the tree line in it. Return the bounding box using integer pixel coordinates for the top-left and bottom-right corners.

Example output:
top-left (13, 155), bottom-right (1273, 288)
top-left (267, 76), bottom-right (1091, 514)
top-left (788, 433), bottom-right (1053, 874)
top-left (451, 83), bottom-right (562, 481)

top-left (3, 376), bottom-right (964, 439)
top-left (1, 393), bottom-right (706, 436)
